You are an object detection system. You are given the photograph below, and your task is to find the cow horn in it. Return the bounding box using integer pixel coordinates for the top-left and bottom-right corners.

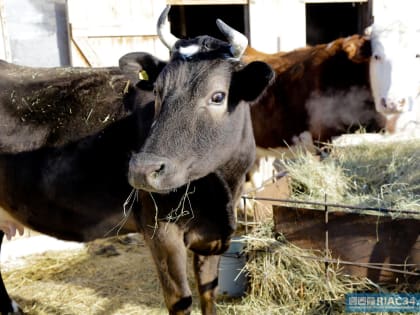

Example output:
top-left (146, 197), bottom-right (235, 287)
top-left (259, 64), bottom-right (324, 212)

top-left (216, 19), bottom-right (248, 59)
top-left (157, 5), bottom-right (179, 49)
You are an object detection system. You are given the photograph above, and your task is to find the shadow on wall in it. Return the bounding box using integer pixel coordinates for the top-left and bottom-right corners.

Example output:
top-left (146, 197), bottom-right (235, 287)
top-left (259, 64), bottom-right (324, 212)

top-left (2, 0), bottom-right (70, 66)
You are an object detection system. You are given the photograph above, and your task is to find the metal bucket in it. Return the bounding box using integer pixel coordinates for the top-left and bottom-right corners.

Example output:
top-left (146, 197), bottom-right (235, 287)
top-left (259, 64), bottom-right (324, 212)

top-left (218, 236), bottom-right (247, 297)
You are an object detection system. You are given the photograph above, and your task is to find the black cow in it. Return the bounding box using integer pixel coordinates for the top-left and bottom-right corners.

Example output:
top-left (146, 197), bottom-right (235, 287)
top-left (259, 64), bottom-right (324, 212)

top-left (0, 6), bottom-right (273, 315)
top-left (0, 52), bottom-right (167, 153)
top-left (0, 51), bottom-right (162, 314)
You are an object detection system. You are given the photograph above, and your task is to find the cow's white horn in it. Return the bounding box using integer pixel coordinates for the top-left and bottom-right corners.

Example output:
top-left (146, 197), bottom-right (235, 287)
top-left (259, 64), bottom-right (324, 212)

top-left (157, 5), bottom-right (179, 49)
top-left (216, 19), bottom-right (248, 58)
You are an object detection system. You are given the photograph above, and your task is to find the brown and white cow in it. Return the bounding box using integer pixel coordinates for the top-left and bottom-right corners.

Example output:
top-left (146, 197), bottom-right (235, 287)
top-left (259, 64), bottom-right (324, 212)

top-left (368, 20), bottom-right (420, 133)
top-left (216, 21), bottom-right (387, 193)
top-left (236, 31), bottom-right (386, 148)
top-left (0, 6), bottom-right (273, 315)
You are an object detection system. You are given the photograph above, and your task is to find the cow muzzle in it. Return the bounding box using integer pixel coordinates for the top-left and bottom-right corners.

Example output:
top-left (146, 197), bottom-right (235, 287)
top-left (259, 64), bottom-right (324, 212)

top-left (128, 153), bottom-right (185, 193)
top-left (379, 96), bottom-right (413, 114)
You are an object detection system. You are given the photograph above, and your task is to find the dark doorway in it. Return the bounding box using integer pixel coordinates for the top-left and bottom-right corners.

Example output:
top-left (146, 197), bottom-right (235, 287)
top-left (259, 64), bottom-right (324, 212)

top-left (168, 5), bottom-right (248, 41)
top-left (306, 2), bottom-right (371, 45)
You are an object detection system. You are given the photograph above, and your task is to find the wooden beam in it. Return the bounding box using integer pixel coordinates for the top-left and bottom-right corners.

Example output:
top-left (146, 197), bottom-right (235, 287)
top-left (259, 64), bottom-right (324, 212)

top-left (70, 25), bottom-right (157, 37)
top-left (71, 36), bottom-right (100, 67)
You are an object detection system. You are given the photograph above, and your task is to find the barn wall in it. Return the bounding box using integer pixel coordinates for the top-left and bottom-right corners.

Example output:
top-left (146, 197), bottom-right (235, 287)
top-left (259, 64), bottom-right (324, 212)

top-left (0, 0), bottom-right (414, 68)
top-left (249, 0), bottom-right (305, 53)
top-left (0, 0), bottom-right (70, 66)
top-left (0, 0), bottom-right (170, 68)
top-left (0, 0), bottom-right (8, 61)
top-left (67, 0), bottom-right (169, 67)
top-left (372, 0), bottom-right (420, 26)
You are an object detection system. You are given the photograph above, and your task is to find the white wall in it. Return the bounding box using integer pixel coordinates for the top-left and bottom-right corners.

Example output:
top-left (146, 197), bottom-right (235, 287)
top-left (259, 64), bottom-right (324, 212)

top-left (373, 0), bottom-right (420, 28)
top-left (249, 0), bottom-right (306, 53)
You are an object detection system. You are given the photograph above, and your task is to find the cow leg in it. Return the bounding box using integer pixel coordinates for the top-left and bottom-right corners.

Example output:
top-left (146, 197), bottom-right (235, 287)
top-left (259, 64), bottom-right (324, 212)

top-left (0, 232), bottom-right (22, 315)
top-left (143, 224), bottom-right (192, 315)
top-left (193, 254), bottom-right (220, 315)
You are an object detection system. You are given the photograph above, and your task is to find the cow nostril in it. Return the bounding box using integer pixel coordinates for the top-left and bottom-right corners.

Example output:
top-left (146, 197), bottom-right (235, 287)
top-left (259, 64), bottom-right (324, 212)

top-left (380, 97), bottom-right (387, 108)
top-left (157, 163), bottom-right (165, 173)
top-left (151, 163), bottom-right (165, 178)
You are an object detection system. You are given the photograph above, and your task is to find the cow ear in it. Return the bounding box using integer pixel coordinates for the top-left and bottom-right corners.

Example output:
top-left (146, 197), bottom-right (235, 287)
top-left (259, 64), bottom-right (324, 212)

top-left (230, 61), bottom-right (274, 103)
top-left (119, 52), bottom-right (167, 90)
top-left (343, 35), bottom-right (371, 63)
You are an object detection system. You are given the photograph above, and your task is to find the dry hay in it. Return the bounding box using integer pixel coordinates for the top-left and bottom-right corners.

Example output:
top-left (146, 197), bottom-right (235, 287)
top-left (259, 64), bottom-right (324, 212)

top-left (218, 223), bottom-right (420, 315)
top-left (218, 223), bottom-right (371, 315)
top-left (278, 138), bottom-right (420, 216)
top-left (3, 224), bottom-right (418, 315)
top-left (3, 234), bottom-right (199, 315)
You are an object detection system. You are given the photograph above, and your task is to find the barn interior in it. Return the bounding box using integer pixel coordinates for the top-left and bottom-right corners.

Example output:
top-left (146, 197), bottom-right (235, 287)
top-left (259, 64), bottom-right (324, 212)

top-left (168, 1), bottom-right (371, 48)
top-left (306, 2), bottom-right (371, 45)
top-left (168, 5), bottom-right (248, 40)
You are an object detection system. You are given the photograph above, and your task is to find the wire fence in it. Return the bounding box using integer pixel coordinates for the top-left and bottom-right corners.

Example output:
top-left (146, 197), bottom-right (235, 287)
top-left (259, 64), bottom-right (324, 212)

top-left (240, 173), bottom-right (420, 278)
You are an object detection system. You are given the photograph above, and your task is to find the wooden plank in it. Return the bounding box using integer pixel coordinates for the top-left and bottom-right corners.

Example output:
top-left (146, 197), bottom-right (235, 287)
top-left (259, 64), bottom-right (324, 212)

top-left (273, 205), bottom-right (420, 283)
top-left (71, 37), bottom-right (100, 66)
top-left (167, 0), bottom-right (247, 5)
top-left (69, 39), bottom-right (90, 67)
top-left (67, 0), bottom-right (165, 36)
top-left (71, 25), bottom-right (157, 37)
top-left (71, 35), bottom-right (168, 67)
top-left (67, 0), bottom-right (169, 67)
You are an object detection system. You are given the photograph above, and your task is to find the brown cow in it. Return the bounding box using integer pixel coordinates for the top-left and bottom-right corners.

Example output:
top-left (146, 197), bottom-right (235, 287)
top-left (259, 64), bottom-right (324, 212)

top-left (250, 36), bottom-right (386, 148)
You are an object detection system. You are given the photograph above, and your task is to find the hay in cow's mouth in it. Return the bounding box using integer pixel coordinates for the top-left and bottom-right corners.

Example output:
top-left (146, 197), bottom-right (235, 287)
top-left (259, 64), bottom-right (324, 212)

top-left (277, 134), bottom-right (420, 217)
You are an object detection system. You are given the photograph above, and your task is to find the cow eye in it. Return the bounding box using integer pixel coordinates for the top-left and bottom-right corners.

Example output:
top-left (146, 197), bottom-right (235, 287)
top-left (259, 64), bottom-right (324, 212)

top-left (373, 54), bottom-right (381, 60)
top-left (209, 92), bottom-right (226, 105)
top-left (416, 54), bottom-right (420, 58)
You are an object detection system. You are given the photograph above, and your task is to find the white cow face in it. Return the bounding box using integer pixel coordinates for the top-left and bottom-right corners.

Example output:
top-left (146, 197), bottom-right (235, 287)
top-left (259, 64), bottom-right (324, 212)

top-left (369, 22), bottom-right (420, 114)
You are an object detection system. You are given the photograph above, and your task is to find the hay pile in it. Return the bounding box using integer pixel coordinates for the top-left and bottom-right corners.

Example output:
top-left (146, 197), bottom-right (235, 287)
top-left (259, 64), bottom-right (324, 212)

top-left (217, 223), bottom-right (372, 315)
top-left (218, 223), bottom-right (419, 315)
top-left (3, 226), bottom-right (418, 314)
top-left (279, 138), bottom-right (420, 216)
top-left (3, 234), bottom-right (197, 315)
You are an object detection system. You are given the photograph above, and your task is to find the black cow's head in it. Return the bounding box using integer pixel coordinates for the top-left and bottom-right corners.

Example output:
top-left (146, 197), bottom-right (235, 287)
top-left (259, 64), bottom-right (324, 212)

top-left (128, 6), bottom-right (274, 193)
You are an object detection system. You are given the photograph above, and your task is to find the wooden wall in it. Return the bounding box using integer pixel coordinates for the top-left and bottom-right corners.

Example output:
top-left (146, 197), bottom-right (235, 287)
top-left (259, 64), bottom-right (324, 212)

top-left (67, 0), bottom-right (169, 67)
